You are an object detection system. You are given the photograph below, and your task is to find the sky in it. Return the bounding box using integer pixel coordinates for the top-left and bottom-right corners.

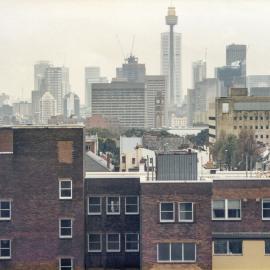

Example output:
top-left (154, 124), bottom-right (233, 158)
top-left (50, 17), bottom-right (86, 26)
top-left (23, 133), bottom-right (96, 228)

top-left (1, 0), bottom-right (270, 103)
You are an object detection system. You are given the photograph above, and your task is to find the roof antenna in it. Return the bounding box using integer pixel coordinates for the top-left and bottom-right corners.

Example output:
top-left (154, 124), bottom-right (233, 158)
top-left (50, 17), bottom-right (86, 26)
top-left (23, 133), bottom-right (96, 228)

top-left (130, 35), bottom-right (135, 56)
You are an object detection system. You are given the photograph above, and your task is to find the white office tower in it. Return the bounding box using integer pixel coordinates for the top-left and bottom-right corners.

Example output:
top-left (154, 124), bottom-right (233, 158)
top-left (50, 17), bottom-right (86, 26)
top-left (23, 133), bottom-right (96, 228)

top-left (63, 92), bottom-right (80, 118)
top-left (161, 6), bottom-right (182, 107)
top-left (34, 61), bottom-right (51, 92)
top-left (85, 67), bottom-right (107, 113)
top-left (39, 91), bottom-right (57, 124)
top-left (192, 60), bottom-right (207, 87)
top-left (45, 66), bottom-right (70, 115)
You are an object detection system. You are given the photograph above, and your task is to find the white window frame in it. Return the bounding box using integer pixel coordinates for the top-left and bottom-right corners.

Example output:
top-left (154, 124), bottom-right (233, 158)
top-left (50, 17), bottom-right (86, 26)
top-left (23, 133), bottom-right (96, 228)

top-left (157, 243), bottom-right (196, 263)
top-left (159, 202), bottom-right (175, 223)
top-left (0, 200), bottom-right (11, 221)
top-left (125, 196), bottom-right (139, 215)
top-left (106, 233), bottom-right (121, 252)
top-left (106, 196), bottom-right (120, 215)
top-left (88, 233), bottom-right (102, 253)
top-left (178, 202), bottom-right (194, 222)
top-left (212, 199), bottom-right (241, 221)
top-left (125, 233), bottom-right (139, 252)
top-left (59, 257), bottom-right (73, 270)
top-left (59, 179), bottom-right (72, 200)
top-left (59, 218), bottom-right (73, 239)
top-left (0, 239), bottom-right (11, 260)
top-left (88, 196), bottom-right (102, 215)
top-left (262, 199), bottom-right (270, 220)
top-left (213, 240), bottom-right (243, 256)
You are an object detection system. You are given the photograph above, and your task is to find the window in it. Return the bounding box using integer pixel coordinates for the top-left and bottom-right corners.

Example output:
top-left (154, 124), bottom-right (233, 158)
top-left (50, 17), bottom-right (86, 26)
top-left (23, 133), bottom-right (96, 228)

top-left (239, 117), bottom-right (242, 120)
top-left (261, 135), bottom-right (264, 139)
top-left (261, 126), bottom-right (264, 129)
top-left (233, 117), bottom-right (237, 120)
top-left (250, 116), bottom-right (253, 120)
top-left (160, 202), bottom-right (175, 222)
top-left (106, 197), bottom-right (120, 215)
top-left (132, 158), bottom-right (136, 165)
top-left (255, 126), bottom-right (258, 129)
top-left (265, 240), bottom-right (270, 254)
top-left (213, 240), bottom-right (242, 255)
top-left (267, 135), bottom-right (269, 139)
top-left (261, 116), bottom-right (264, 120)
top-left (179, 202), bottom-right (193, 222)
top-left (262, 199), bottom-right (270, 220)
top-left (125, 233), bottom-right (139, 252)
top-left (106, 233), bottom-right (120, 252)
top-left (59, 258), bottom-right (73, 270)
top-left (59, 219), bottom-right (72, 238)
top-left (88, 234), bottom-right (102, 252)
top-left (267, 126), bottom-right (269, 129)
top-left (233, 126), bottom-right (237, 130)
top-left (59, 179), bottom-right (72, 199)
top-left (0, 200), bottom-right (11, 220)
top-left (212, 199), bottom-right (241, 220)
top-left (239, 126), bottom-right (242, 129)
top-left (157, 243), bottom-right (196, 262)
top-left (88, 197), bottom-right (101, 215)
top-left (222, 103), bottom-right (229, 113)
top-left (255, 116), bottom-right (258, 120)
top-left (0, 240), bottom-right (11, 259)
top-left (250, 126), bottom-right (253, 129)
top-left (122, 156), bottom-right (126, 163)
top-left (125, 196), bottom-right (139, 214)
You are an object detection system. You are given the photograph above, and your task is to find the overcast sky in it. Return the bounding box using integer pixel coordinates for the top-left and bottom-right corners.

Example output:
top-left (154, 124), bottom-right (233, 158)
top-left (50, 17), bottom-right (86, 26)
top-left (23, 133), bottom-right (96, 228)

top-left (1, 0), bottom-right (270, 103)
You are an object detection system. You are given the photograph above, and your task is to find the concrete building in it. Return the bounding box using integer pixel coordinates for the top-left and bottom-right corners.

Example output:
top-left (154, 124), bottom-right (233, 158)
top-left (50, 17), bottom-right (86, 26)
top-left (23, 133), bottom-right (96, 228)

top-left (161, 6), bottom-right (182, 106)
top-left (192, 60), bottom-right (207, 87)
top-left (0, 126), bottom-right (84, 270)
top-left (45, 66), bottom-right (70, 115)
top-left (34, 60), bottom-right (51, 92)
top-left (145, 75), bottom-right (166, 129)
top-left (116, 55), bottom-right (145, 83)
top-left (91, 81), bottom-right (145, 129)
top-left (247, 75), bottom-right (270, 93)
top-left (13, 101), bottom-right (32, 119)
top-left (85, 67), bottom-right (108, 112)
top-left (171, 113), bottom-right (187, 128)
top-left (250, 87), bottom-right (270, 97)
top-left (0, 93), bottom-right (9, 107)
top-left (210, 88), bottom-right (270, 145)
top-left (63, 92), bottom-right (80, 118)
top-left (39, 91), bottom-right (57, 124)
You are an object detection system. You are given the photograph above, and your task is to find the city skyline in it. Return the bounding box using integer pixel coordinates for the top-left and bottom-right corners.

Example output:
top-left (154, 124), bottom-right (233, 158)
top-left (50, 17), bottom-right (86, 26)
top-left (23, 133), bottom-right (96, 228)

top-left (1, 0), bottom-right (270, 102)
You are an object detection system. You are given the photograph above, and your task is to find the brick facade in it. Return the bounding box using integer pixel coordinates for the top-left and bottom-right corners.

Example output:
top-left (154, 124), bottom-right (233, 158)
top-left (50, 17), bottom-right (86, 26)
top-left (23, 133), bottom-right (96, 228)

top-left (0, 127), bottom-right (85, 270)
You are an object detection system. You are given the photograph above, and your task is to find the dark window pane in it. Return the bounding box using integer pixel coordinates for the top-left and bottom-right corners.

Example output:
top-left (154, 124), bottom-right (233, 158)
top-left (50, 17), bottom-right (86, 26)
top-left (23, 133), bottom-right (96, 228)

top-left (161, 211), bottom-right (174, 220)
top-left (1, 210), bottom-right (10, 218)
top-left (1, 202), bottom-right (10, 209)
top-left (214, 240), bottom-right (227, 254)
top-left (61, 190), bottom-right (71, 197)
top-left (228, 209), bottom-right (241, 218)
top-left (126, 242), bottom-right (138, 250)
top-left (89, 205), bottom-right (101, 213)
top-left (126, 234), bottom-right (138, 242)
top-left (108, 242), bottom-right (119, 250)
top-left (61, 228), bottom-right (71, 236)
top-left (183, 243), bottom-right (195, 261)
top-left (158, 243), bottom-right (170, 261)
top-left (89, 242), bottom-right (101, 250)
top-left (171, 243), bottom-right (182, 261)
top-left (213, 209), bottom-right (225, 218)
top-left (89, 197), bottom-right (100, 204)
top-left (126, 205), bottom-right (138, 213)
top-left (161, 203), bottom-right (173, 211)
top-left (1, 240), bottom-right (10, 249)
top-left (61, 181), bottom-right (71, 188)
top-left (126, 196), bottom-right (138, 204)
top-left (263, 202), bottom-right (270, 208)
top-left (61, 220), bottom-right (71, 227)
top-left (229, 240), bottom-right (242, 254)
top-left (61, 258), bottom-right (71, 266)
top-left (108, 234), bottom-right (119, 242)
top-left (263, 209), bottom-right (270, 218)
top-left (89, 234), bottom-right (100, 242)
top-left (1, 249), bottom-right (10, 257)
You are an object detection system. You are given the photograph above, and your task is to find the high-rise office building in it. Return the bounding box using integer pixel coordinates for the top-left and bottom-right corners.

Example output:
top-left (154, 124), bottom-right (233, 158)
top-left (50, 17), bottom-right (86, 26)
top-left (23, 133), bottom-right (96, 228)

top-left (226, 44), bottom-right (247, 76)
top-left (85, 67), bottom-right (107, 111)
top-left (161, 6), bottom-right (182, 106)
top-left (63, 92), bottom-right (80, 118)
top-left (247, 75), bottom-right (270, 90)
top-left (192, 60), bottom-right (207, 87)
top-left (91, 81), bottom-right (145, 129)
top-left (45, 66), bottom-right (70, 115)
top-left (145, 75), bottom-right (166, 128)
top-left (39, 91), bottom-right (57, 124)
top-left (116, 55), bottom-right (146, 82)
top-left (34, 61), bottom-right (51, 92)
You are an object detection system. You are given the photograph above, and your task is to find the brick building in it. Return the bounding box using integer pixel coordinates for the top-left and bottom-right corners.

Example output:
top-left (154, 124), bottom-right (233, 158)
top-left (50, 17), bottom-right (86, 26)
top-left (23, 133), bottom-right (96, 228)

top-left (84, 176), bottom-right (140, 269)
top-left (0, 126), bottom-right (85, 270)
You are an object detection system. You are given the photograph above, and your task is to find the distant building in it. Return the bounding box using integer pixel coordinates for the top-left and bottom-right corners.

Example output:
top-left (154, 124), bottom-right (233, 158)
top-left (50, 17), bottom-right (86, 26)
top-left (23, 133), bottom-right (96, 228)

top-left (247, 75), bottom-right (270, 93)
top-left (226, 44), bottom-right (247, 77)
top-left (120, 136), bottom-right (143, 155)
top-left (210, 88), bottom-right (270, 145)
top-left (145, 75), bottom-right (166, 128)
top-left (0, 93), bottom-right (9, 107)
top-left (116, 55), bottom-right (145, 82)
top-left (63, 92), bottom-right (80, 118)
top-left (45, 66), bottom-right (70, 115)
top-left (84, 114), bottom-right (113, 129)
top-left (13, 101), bottom-right (32, 119)
top-left (171, 113), bottom-right (187, 128)
top-left (85, 67), bottom-right (108, 111)
top-left (39, 91), bottom-right (57, 124)
top-left (192, 60), bottom-right (207, 87)
top-left (161, 7), bottom-right (182, 106)
top-left (250, 87), bottom-right (270, 97)
top-left (34, 60), bottom-right (51, 92)
top-left (91, 81), bottom-right (145, 129)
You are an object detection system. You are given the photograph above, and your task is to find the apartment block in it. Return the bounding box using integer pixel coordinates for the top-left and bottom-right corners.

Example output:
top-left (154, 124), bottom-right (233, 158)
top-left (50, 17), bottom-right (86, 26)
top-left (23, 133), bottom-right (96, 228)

top-left (85, 176), bottom-right (140, 269)
top-left (0, 126), bottom-right (84, 270)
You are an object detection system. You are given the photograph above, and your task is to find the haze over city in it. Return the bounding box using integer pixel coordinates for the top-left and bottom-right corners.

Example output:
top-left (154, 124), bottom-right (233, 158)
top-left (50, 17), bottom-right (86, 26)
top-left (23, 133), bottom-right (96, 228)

top-left (1, 0), bottom-right (270, 102)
